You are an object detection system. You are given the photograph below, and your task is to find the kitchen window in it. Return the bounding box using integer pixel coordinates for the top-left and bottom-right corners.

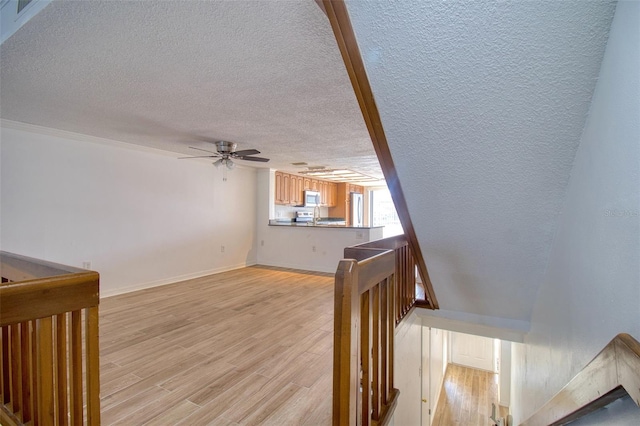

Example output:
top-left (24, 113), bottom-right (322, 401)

top-left (370, 187), bottom-right (403, 237)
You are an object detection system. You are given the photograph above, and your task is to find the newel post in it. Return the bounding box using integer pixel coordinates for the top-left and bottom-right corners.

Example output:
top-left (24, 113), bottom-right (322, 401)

top-left (333, 260), bottom-right (360, 426)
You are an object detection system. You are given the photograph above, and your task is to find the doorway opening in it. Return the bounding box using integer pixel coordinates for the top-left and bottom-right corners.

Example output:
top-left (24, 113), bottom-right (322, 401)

top-left (422, 328), bottom-right (511, 426)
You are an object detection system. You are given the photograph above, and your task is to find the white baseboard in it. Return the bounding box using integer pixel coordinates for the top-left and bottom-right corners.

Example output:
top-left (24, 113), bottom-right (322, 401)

top-left (255, 260), bottom-right (334, 274)
top-left (100, 262), bottom-right (255, 298)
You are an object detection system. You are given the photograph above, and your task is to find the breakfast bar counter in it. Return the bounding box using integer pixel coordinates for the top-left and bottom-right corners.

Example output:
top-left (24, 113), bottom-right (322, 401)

top-left (258, 221), bottom-right (385, 273)
top-left (268, 220), bottom-right (383, 230)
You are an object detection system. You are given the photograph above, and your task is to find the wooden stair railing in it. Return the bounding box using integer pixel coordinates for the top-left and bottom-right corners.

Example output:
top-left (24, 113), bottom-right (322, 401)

top-left (345, 234), bottom-right (432, 322)
top-left (334, 248), bottom-right (399, 426)
top-left (333, 235), bottom-right (428, 426)
top-left (522, 333), bottom-right (640, 426)
top-left (0, 251), bottom-right (100, 426)
top-left (319, 0), bottom-right (439, 311)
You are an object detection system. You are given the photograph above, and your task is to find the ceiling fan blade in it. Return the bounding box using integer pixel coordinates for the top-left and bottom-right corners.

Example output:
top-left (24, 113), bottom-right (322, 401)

top-left (178, 155), bottom-right (217, 159)
top-left (189, 146), bottom-right (218, 154)
top-left (233, 149), bottom-right (260, 156)
top-left (238, 156), bottom-right (270, 162)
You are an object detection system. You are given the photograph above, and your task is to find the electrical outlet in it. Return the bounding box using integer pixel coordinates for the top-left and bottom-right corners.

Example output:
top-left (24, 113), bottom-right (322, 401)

top-left (221, 245), bottom-right (225, 253)
top-left (261, 240), bottom-right (264, 246)
top-left (82, 261), bottom-right (91, 269)
top-left (312, 246), bottom-right (316, 252)
top-left (356, 231), bottom-right (364, 240)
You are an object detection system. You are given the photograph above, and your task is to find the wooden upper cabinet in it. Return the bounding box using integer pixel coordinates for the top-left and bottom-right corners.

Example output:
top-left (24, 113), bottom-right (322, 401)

top-left (318, 180), bottom-right (329, 206)
top-left (275, 171), bottom-right (293, 205)
top-left (290, 175), bottom-right (303, 205)
top-left (275, 173), bottom-right (348, 207)
top-left (328, 182), bottom-right (337, 207)
top-left (275, 172), bottom-right (284, 204)
top-left (328, 182), bottom-right (347, 218)
top-left (275, 172), bottom-right (308, 205)
top-left (347, 184), bottom-right (364, 194)
top-left (289, 175), bottom-right (296, 205)
top-left (282, 173), bottom-right (290, 205)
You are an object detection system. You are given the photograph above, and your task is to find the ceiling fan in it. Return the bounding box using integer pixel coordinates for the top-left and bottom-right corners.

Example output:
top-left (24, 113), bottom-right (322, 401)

top-left (179, 141), bottom-right (269, 169)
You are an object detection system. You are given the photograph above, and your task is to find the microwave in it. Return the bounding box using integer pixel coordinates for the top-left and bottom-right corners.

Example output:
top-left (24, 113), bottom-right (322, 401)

top-left (304, 190), bottom-right (321, 207)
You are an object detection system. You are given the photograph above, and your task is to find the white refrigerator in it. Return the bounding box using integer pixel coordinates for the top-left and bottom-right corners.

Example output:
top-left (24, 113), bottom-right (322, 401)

top-left (351, 192), bottom-right (363, 227)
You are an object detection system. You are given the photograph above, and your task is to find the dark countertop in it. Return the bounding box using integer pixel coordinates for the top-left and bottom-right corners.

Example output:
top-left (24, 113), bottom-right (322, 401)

top-left (268, 220), bottom-right (383, 230)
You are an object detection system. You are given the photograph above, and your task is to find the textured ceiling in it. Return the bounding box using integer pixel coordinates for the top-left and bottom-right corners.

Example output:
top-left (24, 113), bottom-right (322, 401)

top-left (346, 0), bottom-right (616, 322)
top-left (1, 0), bottom-right (618, 324)
top-left (0, 0), bottom-right (381, 180)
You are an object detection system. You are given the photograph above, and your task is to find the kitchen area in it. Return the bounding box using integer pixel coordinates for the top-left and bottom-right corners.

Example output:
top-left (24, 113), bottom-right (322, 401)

top-left (255, 169), bottom-right (384, 273)
top-left (270, 171), bottom-right (367, 227)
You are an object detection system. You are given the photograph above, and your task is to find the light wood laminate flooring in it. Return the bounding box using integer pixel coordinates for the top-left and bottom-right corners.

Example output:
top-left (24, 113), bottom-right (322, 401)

top-left (99, 266), bottom-right (334, 425)
top-left (432, 364), bottom-right (508, 426)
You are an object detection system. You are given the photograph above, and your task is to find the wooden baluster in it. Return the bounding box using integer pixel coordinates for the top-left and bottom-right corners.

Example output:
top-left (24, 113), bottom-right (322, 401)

top-left (388, 277), bottom-right (395, 398)
top-left (409, 247), bottom-right (416, 305)
top-left (360, 289), bottom-right (371, 426)
top-left (1, 326), bottom-right (9, 406)
top-left (69, 310), bottom-right (83, 426)
top-left (10, 323), bottom-right (22, 418)
top-left (37, 317), bottom-right (54, 425)
top-left (397, 249), bottom-right (407, 318)
top-left (86, 306), bottom-right (101, 425)
top-left (403, 246), bottom-right (407, 313)
top-left (371, 284), bottom-right (380, 420)
top-left (21, 321), bottom-right (33, 423)
top-left (56, 313), bottom-right (68, 425)
top-left (380, 279), bottom-right (389, 405)
top-left (31, 320), bottom-right (40, 426)
top-left (407, 247), bottom-right (412, 309)
top-left (0, 327), bottom-right (3, 405)
top-left (395, 251), bottom-right (401, 324)
top-left (406, 246), bottom-right (410, 306)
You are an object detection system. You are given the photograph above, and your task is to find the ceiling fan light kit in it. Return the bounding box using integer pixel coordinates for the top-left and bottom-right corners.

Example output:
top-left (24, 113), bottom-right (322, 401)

top-left (213, 158), bottom-right (235, 170)
top-left (179, 140), bottom-right (269, 177)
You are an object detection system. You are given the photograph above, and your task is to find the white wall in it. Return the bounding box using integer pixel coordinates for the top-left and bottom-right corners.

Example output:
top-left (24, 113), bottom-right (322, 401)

top-left (498, 340), bottom-right (511, 408)
top-left (427, 327), bottom-right (446, 425)
top-left (510, 2), bottom-right (640, 423)
top-left (1, 122), bottom-right (258, 296)
top-left (394, 312), bottom-right (422, 426)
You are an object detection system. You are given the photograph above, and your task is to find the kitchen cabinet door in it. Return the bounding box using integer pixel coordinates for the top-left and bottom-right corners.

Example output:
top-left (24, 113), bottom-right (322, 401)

top-left (282, 173), bottom-right (291, 204)
top-left (290, 175), bottom-right (302, 205)
top-left (297, 177), bottom-right (304, 203)
top-left (348, 184), bottom-right (364, 194)
top-left (328, 183), bottom-right (337, 207)
top-left (320, 181), bottom-right (328, 205)
top-left (311, 179), bottom-right (319, 191)
top-left (303, 177), bottom-right (312, 191)
top-left (275, 172), bottom-right (284, 204)
top-left (328, 182), bottom-right (347, 220)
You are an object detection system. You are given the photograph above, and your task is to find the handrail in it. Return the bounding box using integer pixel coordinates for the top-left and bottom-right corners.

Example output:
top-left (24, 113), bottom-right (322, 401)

top-left (0, 251), bottom-right (101, 426)
top-left (334, 249), bottom-right (399, 426)
top-left (320, 0), bottom-right (439, 310)
top-left (346, 235), bottom-right (432, 321)
top-left (521, 333), bottom-right (640, 426)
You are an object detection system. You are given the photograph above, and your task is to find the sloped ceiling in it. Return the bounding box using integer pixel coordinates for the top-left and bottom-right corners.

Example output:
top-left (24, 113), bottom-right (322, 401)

top-left (2, 0), bottom-right (619, 324)
top-left (0, 0), bottom-right (382, 180)
top-left (344, 0), bottom-right (616, 322)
